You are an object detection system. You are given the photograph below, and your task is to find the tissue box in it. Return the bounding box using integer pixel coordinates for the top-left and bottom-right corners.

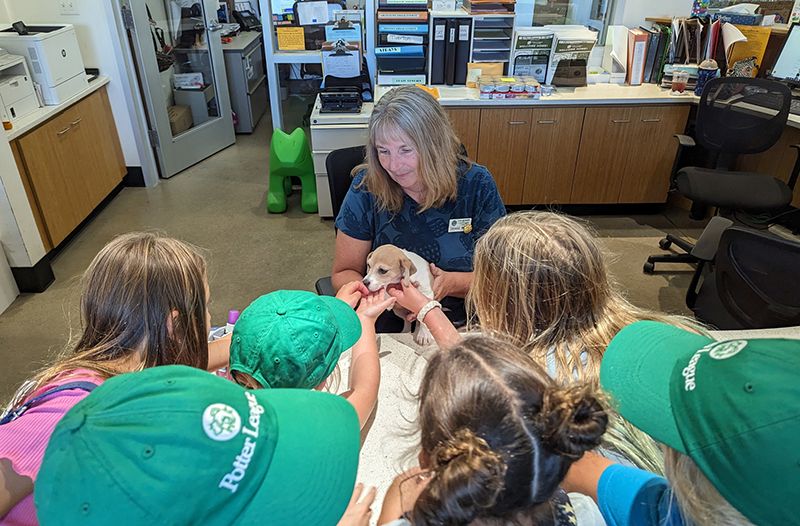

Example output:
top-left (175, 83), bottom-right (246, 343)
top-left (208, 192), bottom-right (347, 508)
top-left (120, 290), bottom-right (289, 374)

top-left (712, 12), bottom-right (764, 25)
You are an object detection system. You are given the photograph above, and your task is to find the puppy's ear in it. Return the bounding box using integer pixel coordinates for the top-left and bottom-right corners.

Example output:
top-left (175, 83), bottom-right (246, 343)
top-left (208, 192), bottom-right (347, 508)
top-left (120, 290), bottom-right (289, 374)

top-left (366, 250), bottom-right (374, 270)
top-left (399, 256), bottom-right (417, 286)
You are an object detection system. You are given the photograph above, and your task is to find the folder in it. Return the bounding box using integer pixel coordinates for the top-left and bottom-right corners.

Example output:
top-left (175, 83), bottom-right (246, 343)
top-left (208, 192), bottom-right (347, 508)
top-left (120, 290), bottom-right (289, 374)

top-left (377, 10), bottom-right (428, 21)
top-left (431, 18), bottom-right (447, 84)
top-left (454, 18), bottom-right (471, 84)
top-left (378, 23), bottom-right (428, 34)
top-left (376, 45), bottom-right (425, 56)
top-left (379, 33), bottom-right (427, 45)
top-left (444, 18), bottom-right (457, 85)
top-left (640, 26), bottom-right (660, 83)
top-left (626, 28), bottom-right (648, 86)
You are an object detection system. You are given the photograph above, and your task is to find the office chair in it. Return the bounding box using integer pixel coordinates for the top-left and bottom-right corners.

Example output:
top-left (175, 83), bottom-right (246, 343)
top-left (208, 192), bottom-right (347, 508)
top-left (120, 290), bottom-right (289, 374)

top-left (314, 145), bottom-right (366, 296)
top-left (644, 77), bottom-right (799, 273)
top-left (689, 226), bottom-right (800, 329)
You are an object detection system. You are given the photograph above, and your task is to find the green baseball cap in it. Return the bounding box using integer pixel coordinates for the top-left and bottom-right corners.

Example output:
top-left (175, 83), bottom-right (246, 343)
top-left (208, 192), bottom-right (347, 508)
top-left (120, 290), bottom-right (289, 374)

top-left (229, 290), bottom-right (362, 389)
top-left (35, 365), bottom-right (360, 526)
top-left (600, 321), bottom-right (800, 526)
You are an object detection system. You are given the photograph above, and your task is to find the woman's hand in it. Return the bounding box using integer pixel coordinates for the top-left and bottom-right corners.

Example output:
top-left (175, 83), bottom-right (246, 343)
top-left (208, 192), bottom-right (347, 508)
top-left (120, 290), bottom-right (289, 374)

top-left (429, 264), bottom-right (471, 300)
top-left (336, 281), bottom-right (369, 309)
top-left (337, 483), bottom-right (377, 526)
top-left (386, 281), bottom-right (431, 318)
top-left (356, 292), bottom-right (396, 321)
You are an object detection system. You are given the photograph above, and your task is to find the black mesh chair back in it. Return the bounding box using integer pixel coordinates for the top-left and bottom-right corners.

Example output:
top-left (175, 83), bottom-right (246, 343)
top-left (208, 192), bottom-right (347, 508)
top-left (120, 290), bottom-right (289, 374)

top-left (695, 77), bottom-right (791, 157)
top-left (714, 226), bottom-right (800, 328)
top-left (326, 145), bottom-right (366, 220)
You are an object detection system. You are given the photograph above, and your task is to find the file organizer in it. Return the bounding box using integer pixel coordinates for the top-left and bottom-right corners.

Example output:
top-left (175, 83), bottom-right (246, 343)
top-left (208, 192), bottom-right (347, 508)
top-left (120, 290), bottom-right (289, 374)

top-left (471, 16), bottom-right (514, 68)
top-left (376, 0), bottom-right (430, 84)
top-left (429, 15), bottom-right (472, 85)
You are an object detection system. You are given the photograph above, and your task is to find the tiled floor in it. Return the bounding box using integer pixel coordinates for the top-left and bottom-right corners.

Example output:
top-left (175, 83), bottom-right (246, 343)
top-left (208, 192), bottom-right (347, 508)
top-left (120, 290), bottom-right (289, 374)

top-left (0, 104), bottom-right (709, 399)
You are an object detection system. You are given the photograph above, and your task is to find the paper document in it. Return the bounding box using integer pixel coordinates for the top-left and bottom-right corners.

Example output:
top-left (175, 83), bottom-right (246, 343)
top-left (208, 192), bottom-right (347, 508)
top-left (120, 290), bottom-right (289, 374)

top-left (297, 1), bottom-right (329, 25)
top-left (277, 27), bottom-right (306, 50)
top-left (721, 23), bottom-right (747, 56)
top-left (322, 43), bottom-right (361, 78)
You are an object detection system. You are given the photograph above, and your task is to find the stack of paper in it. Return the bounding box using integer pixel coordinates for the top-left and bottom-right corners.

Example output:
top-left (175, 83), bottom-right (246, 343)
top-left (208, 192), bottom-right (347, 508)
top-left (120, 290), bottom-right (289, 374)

top-left (544, 25), bottom-right (597, 85)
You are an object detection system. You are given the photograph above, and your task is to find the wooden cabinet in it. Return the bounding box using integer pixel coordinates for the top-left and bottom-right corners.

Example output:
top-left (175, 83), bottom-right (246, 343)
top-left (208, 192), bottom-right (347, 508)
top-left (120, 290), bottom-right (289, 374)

top-left (476, 108), bottom-right (532, 205)
top-left (571, 105), bottom-right (689, 204)
top-left (13, 87), bottom-right (125, 248)
top-left (446, 108), bottom-right (480, 159)
top-left (523, 107), bottom-right (585, 204)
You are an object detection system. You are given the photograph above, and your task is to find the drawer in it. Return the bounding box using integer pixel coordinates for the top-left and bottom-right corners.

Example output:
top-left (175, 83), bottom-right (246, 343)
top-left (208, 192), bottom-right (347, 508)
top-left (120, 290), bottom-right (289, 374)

top-left (316, 173), bottom-right (334, 218)
top-left (0, 74), bottom-right (36, 106)
top-left (310, 124), bottom-right (368, 151)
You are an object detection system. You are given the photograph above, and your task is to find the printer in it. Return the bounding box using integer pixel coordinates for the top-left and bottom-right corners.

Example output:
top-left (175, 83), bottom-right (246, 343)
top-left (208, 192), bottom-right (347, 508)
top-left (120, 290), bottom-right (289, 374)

top-left (0, 24), bottom-right (87, 105)
top-left (0, 51), bottom-right (39, 122)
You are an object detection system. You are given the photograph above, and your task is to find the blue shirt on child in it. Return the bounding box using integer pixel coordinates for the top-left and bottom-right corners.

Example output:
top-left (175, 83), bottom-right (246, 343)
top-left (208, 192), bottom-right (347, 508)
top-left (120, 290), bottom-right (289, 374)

top-left (597, 464), bottom-right (685, 526)
top-left (334, 162), bottom-right (505, 272)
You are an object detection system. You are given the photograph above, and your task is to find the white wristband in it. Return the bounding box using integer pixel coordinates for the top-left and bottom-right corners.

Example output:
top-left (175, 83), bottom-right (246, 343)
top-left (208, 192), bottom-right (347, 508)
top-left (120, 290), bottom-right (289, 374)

top-left (416, 300), bottom-right (442, 324)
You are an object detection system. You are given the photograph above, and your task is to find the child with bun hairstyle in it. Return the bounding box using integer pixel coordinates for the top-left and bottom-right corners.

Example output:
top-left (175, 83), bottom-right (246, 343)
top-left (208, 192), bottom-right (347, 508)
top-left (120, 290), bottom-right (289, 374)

top-left (228, 284), bottom-right (394, 429)
top-left (389, 211), bottom-right (703, 473)
top-left (377, 335), bottom-right (608, 526)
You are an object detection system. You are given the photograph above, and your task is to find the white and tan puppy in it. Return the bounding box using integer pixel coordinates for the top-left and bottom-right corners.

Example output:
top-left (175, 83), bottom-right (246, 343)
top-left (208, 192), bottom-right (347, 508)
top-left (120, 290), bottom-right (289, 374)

top-left (362, 245), bottom-right (435, 346)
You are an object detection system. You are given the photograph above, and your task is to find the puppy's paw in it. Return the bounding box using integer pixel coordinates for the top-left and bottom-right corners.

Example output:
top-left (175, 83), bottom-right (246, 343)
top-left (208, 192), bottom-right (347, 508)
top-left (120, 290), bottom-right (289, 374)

top-left (413, 324), bottom-right (435, 346)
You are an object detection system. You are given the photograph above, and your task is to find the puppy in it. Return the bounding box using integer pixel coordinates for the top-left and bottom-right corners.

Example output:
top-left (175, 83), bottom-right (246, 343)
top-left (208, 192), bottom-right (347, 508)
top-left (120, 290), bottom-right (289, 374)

top-left (362, 245), bottom-right (435, 346)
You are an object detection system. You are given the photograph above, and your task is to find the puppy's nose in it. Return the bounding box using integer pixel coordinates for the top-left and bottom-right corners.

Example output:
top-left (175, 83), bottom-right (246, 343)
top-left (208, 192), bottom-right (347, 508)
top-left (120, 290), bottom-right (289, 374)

top-left (362, 278), bottom-right (370, 287)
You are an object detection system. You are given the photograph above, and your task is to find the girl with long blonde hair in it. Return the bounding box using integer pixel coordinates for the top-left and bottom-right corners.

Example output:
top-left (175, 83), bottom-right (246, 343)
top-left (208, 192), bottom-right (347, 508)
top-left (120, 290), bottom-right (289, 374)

top-left (332, 85), bottom-right (506, 331)
top-left (0, 232), bottom-right (229, 525)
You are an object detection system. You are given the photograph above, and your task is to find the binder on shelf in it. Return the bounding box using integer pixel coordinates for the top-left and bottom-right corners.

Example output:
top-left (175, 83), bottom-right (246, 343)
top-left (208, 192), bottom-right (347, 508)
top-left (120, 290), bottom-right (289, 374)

top-left (454, 18), bottom-right (471, 84)
top-left (379, 33), bottom-right (427, 45)
top-left (430, 18), bottom-right (447, 84)
top-left (626, 28), bottom-right (648, 85)
top-left (378, 23), bottom-right (429, 34)
top-left (377, 10), bottom-right (428, 21)
top-left (376, 45), bottom-right (425, 56)
top-left (444, 18), bottom-right (457, 84)
top-left (640, 26), bottom-right (660, 83)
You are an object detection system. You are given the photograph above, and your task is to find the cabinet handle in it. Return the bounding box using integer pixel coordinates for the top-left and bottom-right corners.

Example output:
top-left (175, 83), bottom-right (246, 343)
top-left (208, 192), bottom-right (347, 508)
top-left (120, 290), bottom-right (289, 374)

top-left (70, 117), bottom-right (83, 126)
top-left (611, 119), bottom-right (630, 123)
top-left (508, 121), bottom-right (528, 125)
top-left (641, 118), bottom-right (662, 123)
top-left (537, 119), bottom-right (557, 124)
top-left (56, 126), bottom-right (71, 136)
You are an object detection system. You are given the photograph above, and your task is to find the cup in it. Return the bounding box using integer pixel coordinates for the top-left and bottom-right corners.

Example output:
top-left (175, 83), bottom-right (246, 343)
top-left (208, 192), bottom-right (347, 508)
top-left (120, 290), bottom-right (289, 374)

top-left (672, 71), bottom-right (689, 94)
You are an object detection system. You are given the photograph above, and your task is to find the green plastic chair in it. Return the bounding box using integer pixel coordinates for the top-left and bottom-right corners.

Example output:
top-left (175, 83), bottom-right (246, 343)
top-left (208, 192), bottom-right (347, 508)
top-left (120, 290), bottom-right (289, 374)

top-left (267, 127), bottom-right (317, 213)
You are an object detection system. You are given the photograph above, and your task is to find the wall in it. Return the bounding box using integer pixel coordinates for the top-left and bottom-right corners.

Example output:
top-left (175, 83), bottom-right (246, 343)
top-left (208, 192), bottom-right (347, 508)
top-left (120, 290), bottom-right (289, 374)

top-left (613, 0), bottom-right (691, 28)
top-left (2, 0), bottom-right (142, 168)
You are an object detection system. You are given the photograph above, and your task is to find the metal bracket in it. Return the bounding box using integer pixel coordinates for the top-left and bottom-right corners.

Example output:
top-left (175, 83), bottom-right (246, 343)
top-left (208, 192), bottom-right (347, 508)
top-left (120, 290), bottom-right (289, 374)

top-left (147, 129), bottom-right (159, 148)
top-left (120, 2), bottom-right (135, 31)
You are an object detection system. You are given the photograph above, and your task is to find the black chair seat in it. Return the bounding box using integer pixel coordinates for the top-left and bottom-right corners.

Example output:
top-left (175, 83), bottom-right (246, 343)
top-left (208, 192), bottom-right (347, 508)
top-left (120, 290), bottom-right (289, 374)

top-left (676, 167), bottom-right (793, 211)
top-left (690, 272), bottom-right (747, 330)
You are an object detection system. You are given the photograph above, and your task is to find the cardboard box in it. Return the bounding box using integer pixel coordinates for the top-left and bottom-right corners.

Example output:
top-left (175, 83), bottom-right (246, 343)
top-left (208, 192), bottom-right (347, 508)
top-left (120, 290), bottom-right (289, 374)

top-left (168, 105), bottom-right (193, 135)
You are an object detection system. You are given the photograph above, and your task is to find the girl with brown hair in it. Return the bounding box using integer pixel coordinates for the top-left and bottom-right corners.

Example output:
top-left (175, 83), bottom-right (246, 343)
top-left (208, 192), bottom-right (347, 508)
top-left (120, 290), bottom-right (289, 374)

top-left (377, 336), bottom-right (608, 526)
top-left (389, 211), bottom-right (703, 473)
top-left (0, 232), bottom-right (229, 525)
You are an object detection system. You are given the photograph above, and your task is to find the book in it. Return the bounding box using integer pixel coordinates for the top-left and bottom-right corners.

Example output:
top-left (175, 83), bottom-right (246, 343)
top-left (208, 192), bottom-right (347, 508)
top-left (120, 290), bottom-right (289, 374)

top-left (626, 28), bottom-right (648, 86)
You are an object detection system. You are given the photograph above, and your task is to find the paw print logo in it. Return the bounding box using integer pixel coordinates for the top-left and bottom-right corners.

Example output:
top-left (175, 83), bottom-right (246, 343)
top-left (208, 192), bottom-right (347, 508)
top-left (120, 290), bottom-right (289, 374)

top-left (202, 403), bottom-right (242, 441)
top-left (708, 340), bottom-right (748, 360)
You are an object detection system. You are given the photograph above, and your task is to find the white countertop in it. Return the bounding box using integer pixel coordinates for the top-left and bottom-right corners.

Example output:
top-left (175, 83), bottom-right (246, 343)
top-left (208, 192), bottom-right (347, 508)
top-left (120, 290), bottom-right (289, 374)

top-left (375, 83), bottom-right (800, 129)
top-left (221, 30), bottom-right (262, 53)
top-left (5, 76), bottom-right (110, 141)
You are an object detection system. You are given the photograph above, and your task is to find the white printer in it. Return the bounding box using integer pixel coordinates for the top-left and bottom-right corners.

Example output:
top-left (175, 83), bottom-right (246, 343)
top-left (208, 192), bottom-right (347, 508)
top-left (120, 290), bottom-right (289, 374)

top-left (0, 51), bottom-right (39, 122)
top-left (0, 24), bottom-right (87, 105)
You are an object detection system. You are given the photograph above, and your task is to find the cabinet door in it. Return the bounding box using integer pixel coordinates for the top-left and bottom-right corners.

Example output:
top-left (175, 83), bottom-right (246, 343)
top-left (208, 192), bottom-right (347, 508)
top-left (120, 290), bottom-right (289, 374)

top-left (476, 108), bottom-right (532, 205)
top-left (446, 108), bottom-right (480, 159)
top-left (68, 89), bottom-right (126, 209)
top-left (523, 107), bottom-right (585, 204)
top-left (571, 106), bottom-right (638, 204)
top-left (618, 105), bottom-right (690, 203)
top-left (18, 105), bottom-right (92, 246)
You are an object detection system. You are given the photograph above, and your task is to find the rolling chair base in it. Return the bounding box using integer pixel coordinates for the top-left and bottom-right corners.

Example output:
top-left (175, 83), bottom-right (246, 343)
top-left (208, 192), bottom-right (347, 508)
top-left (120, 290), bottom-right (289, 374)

top-left (643, 234), bottom-right (698, 273)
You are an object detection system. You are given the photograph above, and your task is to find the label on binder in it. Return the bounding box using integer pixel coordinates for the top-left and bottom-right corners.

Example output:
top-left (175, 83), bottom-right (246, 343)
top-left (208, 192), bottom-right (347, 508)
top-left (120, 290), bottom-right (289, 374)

top-left (435, 24), bottom-right (446, 40)
top-left (459, 25), bottom-right (469, 40)
top-left (388, 34), bottom-right (424, 44)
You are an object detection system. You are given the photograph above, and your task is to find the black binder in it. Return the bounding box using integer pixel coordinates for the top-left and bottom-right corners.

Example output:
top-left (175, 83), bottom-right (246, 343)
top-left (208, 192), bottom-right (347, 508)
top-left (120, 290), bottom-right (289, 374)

top-left (454, 18), bottom-right (471, 84)
top-left (444, 18), bottom-right (457, 85)
top-left (430, 18), bottom-right (447, 84)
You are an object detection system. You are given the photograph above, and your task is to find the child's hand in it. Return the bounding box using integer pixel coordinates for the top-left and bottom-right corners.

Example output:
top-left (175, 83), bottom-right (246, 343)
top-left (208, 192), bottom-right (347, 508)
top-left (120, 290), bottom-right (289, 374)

top-left (336, 281), bottom-right (369, 309)
top-left (337, 483), bottom-right (376, 526)
top-left (356, 292), bottom-right (396, 320)
top-left (386, 281), bottom-right (430, 317)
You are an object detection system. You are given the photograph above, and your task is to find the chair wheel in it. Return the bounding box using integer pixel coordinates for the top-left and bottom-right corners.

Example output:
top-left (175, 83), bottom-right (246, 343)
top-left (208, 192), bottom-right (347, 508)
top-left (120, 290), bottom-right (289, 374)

top-left (659, 238), bottom-right (672, 250)
top-left (643, 262), bottom-right (655, 274)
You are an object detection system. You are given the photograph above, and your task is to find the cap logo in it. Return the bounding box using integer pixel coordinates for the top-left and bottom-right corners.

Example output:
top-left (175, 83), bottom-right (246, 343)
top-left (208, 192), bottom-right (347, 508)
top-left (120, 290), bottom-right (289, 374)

top-left (202, 403), bottom-right (242, 441)
top-left (708, 340), bottom-right (747, 360)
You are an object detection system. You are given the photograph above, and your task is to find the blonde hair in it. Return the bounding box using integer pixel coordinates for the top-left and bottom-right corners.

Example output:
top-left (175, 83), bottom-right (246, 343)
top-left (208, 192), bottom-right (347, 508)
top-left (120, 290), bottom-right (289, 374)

top-left (664, 447), bottom-right (754, 526)
top-left (468, 211), bottom-right (704, 473)
top-left (412, 336), bottom-right (608, 525)
top-left (360, 86), bottom-right (464, 213)
top-left (5, 232), bottom-right (210, 410)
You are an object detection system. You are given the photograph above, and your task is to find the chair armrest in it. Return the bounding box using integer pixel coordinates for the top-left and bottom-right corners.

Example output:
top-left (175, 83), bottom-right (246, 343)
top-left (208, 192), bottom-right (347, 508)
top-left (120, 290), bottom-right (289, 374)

top-left (315, 276), bottom-right (336, 296)
top-left (690, 216), bottom-right (734, 261)
top-left (788, 144), bottom-right (800, 191)
top-left (674, 134), bottom-right (696, 148)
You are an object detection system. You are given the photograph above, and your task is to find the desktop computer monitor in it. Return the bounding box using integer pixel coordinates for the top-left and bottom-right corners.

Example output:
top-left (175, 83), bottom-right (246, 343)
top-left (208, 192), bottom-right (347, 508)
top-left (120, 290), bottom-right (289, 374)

top-left (771, 23), bottom-right (800, 87)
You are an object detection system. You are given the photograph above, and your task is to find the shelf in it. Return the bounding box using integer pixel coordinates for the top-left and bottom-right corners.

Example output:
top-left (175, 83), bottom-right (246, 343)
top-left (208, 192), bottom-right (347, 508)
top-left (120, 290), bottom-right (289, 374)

top-left (644, 16), bottom-right (789, 35)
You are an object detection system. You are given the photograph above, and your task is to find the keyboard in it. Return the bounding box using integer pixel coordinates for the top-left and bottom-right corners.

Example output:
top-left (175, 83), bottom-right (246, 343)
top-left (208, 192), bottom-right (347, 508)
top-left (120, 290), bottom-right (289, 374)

top-left (791, 98), bottom-right (800, 115)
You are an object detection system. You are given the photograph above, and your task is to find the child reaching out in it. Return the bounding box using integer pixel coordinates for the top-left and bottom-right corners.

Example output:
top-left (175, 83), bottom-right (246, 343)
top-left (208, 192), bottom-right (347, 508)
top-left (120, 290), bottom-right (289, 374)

top-left (229, 285), bottom-right (394, 428)
top-left (377, 335), bottom-right (608, 526)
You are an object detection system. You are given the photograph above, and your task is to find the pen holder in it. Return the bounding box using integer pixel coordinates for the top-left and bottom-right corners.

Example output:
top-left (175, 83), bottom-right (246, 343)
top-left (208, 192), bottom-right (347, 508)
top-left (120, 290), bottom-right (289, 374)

top-left (695, 67), bottom-right (719, 96)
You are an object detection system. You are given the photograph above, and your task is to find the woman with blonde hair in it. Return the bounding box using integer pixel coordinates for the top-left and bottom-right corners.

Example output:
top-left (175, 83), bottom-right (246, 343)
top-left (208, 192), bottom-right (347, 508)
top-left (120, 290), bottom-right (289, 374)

top-left (389, 210), bottom-right (703, 473)
top-left (378, 335), bottom-right (608, 526)
top-left (0, 232), bottom-right (230, 525)
top-left (332, 85), bottom-right (505, 330)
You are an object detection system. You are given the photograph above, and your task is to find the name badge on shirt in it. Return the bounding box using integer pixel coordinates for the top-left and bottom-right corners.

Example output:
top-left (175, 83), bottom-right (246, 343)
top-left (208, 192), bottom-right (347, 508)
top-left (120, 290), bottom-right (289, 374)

top-left (448, 218), bottom-right (473, 234)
